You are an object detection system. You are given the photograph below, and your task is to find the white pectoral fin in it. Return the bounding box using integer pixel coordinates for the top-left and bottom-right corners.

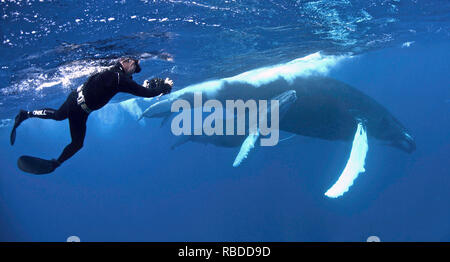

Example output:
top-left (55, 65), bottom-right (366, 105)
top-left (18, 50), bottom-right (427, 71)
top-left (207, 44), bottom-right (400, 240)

top-left (138, 108), bottom-right (147, 120)
top-left (232, 130), bottom-right (260, 167)
top-left (325, 122), bottom-right (368, 198)
top-left (139, 103), bottom-right (154, 120)
top-left (140, 98), bottom-right (171, 120)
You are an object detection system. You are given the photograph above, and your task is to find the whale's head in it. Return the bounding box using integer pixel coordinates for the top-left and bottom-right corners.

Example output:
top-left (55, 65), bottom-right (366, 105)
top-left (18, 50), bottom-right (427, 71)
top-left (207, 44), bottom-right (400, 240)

top-left (391, 131), bottom-right (416, 153)
top-left (378, 114), bottom-right (416, 153)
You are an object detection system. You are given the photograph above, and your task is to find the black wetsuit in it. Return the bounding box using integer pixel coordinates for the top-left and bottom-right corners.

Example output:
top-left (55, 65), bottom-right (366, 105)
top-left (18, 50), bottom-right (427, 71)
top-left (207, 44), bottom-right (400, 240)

top-left (21, 63), bottom-right (171, 165)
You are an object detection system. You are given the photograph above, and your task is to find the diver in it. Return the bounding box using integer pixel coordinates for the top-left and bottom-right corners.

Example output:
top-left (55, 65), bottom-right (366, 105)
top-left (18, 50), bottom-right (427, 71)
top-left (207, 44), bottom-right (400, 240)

top-left (10, 57), bottom-right (173, 174)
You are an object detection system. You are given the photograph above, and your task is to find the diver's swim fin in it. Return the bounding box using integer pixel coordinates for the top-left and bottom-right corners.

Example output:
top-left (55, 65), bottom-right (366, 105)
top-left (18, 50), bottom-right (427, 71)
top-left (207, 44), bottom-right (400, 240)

top-left (17, 155), bottom-right (60, 175)
top-left (10, 110), bottom-right (29, 146)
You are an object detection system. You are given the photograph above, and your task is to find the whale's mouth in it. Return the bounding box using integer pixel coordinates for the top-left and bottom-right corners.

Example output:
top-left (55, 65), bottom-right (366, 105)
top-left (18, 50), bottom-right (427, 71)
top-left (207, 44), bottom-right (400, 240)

top-left (392, 132), bottom-right (416, 153)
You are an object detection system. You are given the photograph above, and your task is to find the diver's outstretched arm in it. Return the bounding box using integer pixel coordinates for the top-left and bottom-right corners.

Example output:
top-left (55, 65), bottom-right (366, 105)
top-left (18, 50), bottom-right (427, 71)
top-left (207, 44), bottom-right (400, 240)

top-left (118, 76), bottom-right (172, 98)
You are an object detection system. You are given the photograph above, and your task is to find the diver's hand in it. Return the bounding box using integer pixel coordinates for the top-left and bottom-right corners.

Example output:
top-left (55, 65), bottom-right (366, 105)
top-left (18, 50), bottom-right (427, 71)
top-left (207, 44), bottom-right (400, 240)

top-left (160, 77), bottom-right (173, 95)
top-left (160, 77), bottom-right (173, 94)
top-left (164, 77), bottom-right (173, 87)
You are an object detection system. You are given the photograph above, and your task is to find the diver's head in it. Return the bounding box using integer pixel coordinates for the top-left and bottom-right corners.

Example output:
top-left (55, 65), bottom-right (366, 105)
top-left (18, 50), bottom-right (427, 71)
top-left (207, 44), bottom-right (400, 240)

top-left (119, 57), bottom-right (141, 75)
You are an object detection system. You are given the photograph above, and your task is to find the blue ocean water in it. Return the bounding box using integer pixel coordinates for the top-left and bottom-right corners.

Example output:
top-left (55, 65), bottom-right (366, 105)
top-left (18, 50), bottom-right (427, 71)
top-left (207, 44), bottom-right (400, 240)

top-left (0, 0), bottom-right (449, 241)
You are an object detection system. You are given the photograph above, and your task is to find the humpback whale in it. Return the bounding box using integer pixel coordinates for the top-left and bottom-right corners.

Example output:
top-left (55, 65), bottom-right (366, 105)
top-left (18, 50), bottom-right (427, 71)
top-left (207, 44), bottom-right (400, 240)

top-left (140, 52), bottom-right (416, 197)
top-left (170, 90), bottom-right (298, 167)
